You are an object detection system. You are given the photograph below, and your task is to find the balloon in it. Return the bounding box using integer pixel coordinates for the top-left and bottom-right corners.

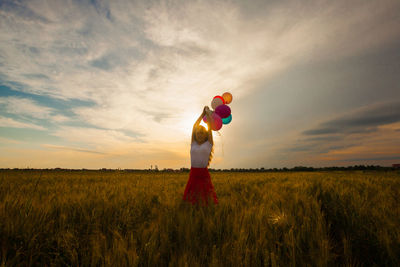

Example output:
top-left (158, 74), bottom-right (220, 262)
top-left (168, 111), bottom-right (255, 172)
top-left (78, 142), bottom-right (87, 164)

top-left (203, 115), bottom-right (207, 123)
top-left (213, 95), bottom-right (225, 104)
top-left (211, 96), bottom-right (224, 109)
top-left (215, 104), bottom-right (231, 119)
top-left (222, 92), bottom-right (232, 104)
top-left (222, 114), bottom-right (232, 124)
top-left (210, 113), bottom-right (222, 131)
top-left (203, 112), bottom-right (222, 130)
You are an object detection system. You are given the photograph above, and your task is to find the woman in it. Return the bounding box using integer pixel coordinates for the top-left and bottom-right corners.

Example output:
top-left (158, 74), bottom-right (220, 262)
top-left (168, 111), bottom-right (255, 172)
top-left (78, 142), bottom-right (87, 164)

top-left (182, 106), bottom-right (218, 206)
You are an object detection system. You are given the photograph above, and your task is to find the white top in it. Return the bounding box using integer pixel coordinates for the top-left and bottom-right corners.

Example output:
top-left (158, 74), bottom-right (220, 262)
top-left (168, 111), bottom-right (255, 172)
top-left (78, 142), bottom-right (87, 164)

top-left (190, 140), bottom-right (212, 168)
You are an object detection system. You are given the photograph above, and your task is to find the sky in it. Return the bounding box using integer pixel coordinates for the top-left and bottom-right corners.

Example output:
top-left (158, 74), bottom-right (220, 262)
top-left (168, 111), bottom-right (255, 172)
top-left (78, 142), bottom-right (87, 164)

top-left (0, 0), bottom-right (400, 169)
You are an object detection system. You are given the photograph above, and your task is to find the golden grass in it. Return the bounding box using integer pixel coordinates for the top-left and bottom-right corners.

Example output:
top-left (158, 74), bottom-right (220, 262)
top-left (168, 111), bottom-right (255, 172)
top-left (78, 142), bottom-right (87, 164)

top-left (0, 170), bottom-right (399, 266)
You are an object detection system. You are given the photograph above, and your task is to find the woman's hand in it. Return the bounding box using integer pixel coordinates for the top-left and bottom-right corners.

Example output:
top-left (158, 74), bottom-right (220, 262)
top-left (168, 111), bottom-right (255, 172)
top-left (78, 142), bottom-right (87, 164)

top-left (205, 106), bottom-right (212, 116)
top-left (202, 106), bottom-right (209, 116)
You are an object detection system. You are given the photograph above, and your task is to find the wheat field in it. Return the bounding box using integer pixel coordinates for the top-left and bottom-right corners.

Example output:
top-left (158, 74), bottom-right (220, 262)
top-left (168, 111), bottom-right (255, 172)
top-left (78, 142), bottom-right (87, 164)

top-left (0, 170), bottom-right (399, 266)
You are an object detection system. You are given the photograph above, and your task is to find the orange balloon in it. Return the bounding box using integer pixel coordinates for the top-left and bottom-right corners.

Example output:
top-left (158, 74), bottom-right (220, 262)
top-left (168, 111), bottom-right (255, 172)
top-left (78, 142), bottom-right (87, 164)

top-left (222, 92), bottom-right (232, 104)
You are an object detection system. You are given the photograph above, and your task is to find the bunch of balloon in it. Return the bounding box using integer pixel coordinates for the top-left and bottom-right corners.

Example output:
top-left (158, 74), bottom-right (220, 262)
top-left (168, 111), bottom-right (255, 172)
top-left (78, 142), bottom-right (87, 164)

top-left (203, 92), bottom-right (233, 131)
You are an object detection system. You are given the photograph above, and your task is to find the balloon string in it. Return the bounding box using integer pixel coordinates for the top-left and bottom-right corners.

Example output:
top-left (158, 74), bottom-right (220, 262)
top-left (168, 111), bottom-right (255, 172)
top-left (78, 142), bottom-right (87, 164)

top-left (216, 131), bottom-right (224, 156)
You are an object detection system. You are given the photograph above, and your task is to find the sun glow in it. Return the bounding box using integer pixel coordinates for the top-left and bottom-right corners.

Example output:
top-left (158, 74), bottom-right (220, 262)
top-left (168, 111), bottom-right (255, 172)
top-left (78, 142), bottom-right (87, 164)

top-left (178, 110), bottom-right (210, 136)
top-left (179, 111), bottom-right (198, 135)
top-left (200, 120), bottom-right (209, 131)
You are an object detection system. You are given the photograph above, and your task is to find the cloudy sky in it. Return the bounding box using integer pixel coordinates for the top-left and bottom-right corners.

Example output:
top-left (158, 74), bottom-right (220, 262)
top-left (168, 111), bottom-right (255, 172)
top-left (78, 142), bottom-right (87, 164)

top-left (1, 0), bottom-right (399, 169)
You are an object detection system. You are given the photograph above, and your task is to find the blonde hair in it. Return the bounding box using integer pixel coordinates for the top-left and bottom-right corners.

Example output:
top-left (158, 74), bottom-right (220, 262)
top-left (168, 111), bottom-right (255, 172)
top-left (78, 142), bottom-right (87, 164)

top-left (196, 125), bottom-right (207, 134)
top-left (207, 145), bottom-right (214, 167)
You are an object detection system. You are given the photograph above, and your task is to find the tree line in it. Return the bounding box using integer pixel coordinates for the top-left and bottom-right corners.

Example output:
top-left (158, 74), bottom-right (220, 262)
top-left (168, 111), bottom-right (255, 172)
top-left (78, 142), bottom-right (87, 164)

top-left (1, 165), bottom-right (398, 173)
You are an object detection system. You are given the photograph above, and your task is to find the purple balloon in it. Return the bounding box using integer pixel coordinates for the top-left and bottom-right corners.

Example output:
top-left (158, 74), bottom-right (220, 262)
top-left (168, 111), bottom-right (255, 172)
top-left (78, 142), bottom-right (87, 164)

top-left (215, 104), bottom-right (231, 119)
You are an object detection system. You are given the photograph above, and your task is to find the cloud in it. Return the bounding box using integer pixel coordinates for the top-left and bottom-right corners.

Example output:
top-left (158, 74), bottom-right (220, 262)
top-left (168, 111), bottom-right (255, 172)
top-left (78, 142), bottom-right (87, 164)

top-left (303, 101), bottom-right (400, 136)
top-left (42, 144), bottom-right (108, 155)
top-left (89, 0), bottom-right (111, 21)
top-left (0, 116), bottom-right (45, 130)
top-left (2, 0), bottom-right (399, 101)
top-left (279, 101), bottom-right (400, 166)
top-left (335, 155), bottom-right (400, 162)
top-left (0, 136), bottom-right (22, 144)
top-left (50, 114), bottom-right (70, 122)
top-left (51, 126), bottom-right (137, 149)
top-left (1, 0), bottom-right (400, 168)
top-left (0, 96), bottom-right (53, 119)
top-left (0, 0), bottom-right (50, 23)
top-left (0, 96), bottom-right (70, 123)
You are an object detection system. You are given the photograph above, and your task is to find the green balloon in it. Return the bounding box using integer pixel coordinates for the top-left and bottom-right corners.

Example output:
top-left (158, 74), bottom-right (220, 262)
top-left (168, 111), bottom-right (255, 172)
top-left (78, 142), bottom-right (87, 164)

top-left (222, 114), bottom-right (232, 125)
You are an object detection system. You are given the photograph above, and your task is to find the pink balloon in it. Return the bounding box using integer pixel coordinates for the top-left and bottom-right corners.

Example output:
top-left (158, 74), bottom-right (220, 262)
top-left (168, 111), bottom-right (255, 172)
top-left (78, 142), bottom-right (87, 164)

top-left (203, 112), bottom-right (222, 131)
top-left (215, 104), bottom-right (231, 119)
top-left (211, 113), bottom-right (222, 131)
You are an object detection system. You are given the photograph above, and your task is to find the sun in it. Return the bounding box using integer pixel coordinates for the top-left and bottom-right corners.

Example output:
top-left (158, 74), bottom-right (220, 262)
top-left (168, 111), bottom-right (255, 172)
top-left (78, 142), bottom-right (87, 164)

top-left (179, 111), bottom-right (197, 135)
top-left (179, 110), bottom-right (209, 135)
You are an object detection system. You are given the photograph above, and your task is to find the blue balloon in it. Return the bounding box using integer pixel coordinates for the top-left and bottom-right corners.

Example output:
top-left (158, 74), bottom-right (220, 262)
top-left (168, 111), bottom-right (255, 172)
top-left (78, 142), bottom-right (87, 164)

top-left (222, 114), bottom-right (232, 125)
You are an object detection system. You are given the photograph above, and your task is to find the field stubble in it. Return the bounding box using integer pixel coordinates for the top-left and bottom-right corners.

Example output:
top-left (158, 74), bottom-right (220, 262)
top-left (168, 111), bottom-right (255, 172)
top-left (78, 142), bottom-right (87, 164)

top-left (0, 170), bottom-right (399, 266)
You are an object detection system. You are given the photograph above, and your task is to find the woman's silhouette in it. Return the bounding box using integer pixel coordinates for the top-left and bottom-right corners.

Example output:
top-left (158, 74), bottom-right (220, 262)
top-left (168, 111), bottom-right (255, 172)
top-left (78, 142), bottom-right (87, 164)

top-left (182, 106), bottom-right (218, 205)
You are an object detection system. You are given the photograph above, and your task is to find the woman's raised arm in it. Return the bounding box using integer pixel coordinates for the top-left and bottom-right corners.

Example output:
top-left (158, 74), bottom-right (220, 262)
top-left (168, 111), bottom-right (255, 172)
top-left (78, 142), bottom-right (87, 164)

top-left (191, 107), bottom-right (207, 143)
top-left (204, 107), bottom-right (214, 145)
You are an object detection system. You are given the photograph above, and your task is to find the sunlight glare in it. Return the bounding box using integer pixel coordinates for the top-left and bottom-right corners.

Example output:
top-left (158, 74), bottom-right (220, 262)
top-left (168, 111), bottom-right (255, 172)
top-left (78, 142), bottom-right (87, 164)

top-left (200, 120), bottom-right (209, 131)
top-left (180, 110), bottom-right (198, 135)
top-left (179, 110), bottom-right (209, 135)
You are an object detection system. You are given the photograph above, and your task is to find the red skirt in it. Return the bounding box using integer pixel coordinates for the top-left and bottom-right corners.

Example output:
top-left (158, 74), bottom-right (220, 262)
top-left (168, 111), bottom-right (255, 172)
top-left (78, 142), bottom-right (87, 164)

top-left (183, 167), bottom-right (218, 205)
